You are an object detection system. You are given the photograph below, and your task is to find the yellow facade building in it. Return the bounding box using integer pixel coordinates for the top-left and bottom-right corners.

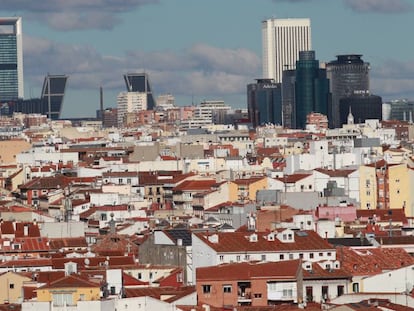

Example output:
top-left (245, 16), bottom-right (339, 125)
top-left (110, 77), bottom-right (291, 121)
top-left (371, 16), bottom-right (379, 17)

top-left (36, 274), bottom-right (100, 307)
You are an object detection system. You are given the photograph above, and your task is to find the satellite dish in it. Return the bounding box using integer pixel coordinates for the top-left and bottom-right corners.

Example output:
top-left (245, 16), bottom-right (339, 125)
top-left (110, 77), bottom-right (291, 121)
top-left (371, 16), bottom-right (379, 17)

top-left (104, 260), bottom-right (109, 267)
top-left (84, 258), bottom-right (90, 266)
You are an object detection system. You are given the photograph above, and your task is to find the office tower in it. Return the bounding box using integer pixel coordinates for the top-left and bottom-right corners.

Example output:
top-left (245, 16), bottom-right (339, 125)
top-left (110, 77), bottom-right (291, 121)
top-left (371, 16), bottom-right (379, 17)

top-left (383, 99), bottom-right (414, 122)
top-left (41, 75), bottom-right (68, 120)
top-left (339, 93), bottom-right (382, 125)
top-left (117, 91), bottom-right (147, 127)
top-left (294, 51), bottom-right (330, 129)
top-left (282, 69), bottom-right (296, 129)
top-left (326, 54), bottom-right (370, 128)
top-left (262, 18), bottom-right (311, 83)
top-left (124, 73), bottom-right (156, 110)
top-left (247, 79), bottom-right (282, 127)
top-left (0, 74), bottom-right (67, 120)
top-left (0, 17), bottom-right (23, 101)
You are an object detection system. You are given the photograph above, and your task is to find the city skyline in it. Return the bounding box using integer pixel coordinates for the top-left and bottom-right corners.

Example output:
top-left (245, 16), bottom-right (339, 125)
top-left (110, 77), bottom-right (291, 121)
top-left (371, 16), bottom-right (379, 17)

top-left (1, 0), bottom-right (414, 118)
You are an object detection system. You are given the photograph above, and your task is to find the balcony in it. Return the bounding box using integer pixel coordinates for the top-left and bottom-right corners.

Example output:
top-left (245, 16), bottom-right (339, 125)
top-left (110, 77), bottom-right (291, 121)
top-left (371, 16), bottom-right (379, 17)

top-left (237, 281), bottom-right (252, 305)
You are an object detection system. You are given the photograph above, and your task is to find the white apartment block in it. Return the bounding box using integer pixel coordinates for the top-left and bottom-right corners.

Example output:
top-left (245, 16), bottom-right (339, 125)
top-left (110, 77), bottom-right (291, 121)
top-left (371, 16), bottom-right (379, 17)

top-left (117, 91), bottom-right (147, 127)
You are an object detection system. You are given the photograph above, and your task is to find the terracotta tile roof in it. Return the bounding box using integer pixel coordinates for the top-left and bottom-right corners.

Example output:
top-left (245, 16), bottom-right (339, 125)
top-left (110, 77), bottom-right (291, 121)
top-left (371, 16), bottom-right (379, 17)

top-left (173, 179), bottom-right (217, 191)
top-left (0, 258), bottom-right (52, 268)
top-left (33, 271), bottom-right (65, 284)
top-left (276, 173), bottom-right (312, 183)
top-left (48, 237), bottom-right (88, 249)
top-left (338, 247), bottom-right (414, 276)
top-left (232, 176), bottom-right (266, 185)
top-left (124, 286), bottom-right (196, 302)
top-left (197, 260), bottom-right (301, 281)
top-left (19, 175), bottom-right (71, 190)
top-left (0, 237), bottom-right (50, 252)
top-left (302, 262), bottom-right (352, 280)
top-left (39, 273), bottom-right (100, 289)
top-left (356, 208), bottom-right (407, 224)
top-left (315, 168), bottom-right (357, 177)
top-left (193, 230), bottom-right (334, 253)
top-left (123, 272), bottom-right (148, 286)
top-left (51, 255), bottom-right (135, 269)
top-left (15, 222), bottom-right (41, 237)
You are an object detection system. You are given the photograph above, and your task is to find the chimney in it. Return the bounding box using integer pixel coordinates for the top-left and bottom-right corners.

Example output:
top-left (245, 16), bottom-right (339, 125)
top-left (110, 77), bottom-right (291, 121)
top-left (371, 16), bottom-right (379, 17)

top-left (100, 86), bottom-right (104, 123)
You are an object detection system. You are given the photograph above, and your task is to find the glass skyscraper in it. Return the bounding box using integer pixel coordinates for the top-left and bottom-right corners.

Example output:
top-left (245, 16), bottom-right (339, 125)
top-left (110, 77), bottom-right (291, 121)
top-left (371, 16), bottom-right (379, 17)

top-left (124, 73), bottom-right (156, 110)
top-left (295, 51), bottom-right (330, 129)
top-left (0, 17), bottom-right (23, 102)
top-left (247, 79), bottom-right (282, 127)
top-left (326, 54), bottom-right (370, 128)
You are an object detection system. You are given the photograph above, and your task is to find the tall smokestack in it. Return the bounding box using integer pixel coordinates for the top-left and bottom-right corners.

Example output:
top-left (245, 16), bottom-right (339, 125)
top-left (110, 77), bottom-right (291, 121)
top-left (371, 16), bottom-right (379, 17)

top-left (100, 86), bottom-right (104, 123)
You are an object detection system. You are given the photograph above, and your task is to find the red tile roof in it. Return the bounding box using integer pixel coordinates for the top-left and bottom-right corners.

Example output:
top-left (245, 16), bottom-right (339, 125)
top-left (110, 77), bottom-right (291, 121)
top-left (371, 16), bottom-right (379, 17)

top-left (193, 230), bottom-right (334, 253)
top-left (173, 179), bottom-right (217, 191)
top-left (315, 168), bottom-right (357, 177)
top-left (39, 274), bottom-right (100, 289)
top-left (338, 247), bottom-right (414, 276)
top-left (197, 260), bottom-right (301, 281)
top-left (276, 174), bottom-right (312, 183)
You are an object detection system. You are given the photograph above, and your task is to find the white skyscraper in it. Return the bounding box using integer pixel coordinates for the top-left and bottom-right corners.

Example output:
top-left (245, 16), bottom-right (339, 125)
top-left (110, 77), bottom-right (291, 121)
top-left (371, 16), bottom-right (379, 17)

top-left (262, 18), bottom-right (311, 83)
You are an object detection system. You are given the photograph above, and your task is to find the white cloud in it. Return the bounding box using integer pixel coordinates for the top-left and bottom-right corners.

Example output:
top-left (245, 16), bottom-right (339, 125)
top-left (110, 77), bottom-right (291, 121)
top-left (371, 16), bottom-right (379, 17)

top-left (1, 0), bottom-right (160, 31)
top-left (23, 35), bottom-right (261, 101)
top-left (343, 0), bottom-right (412, 13)
top-left (371, 60), bottom-right (414, 100)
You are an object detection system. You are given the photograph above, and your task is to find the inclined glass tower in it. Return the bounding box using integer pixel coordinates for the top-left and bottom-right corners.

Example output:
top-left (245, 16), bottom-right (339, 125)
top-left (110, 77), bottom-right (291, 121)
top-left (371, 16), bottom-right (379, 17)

top-left (0, 17), bottom-right (23, 102)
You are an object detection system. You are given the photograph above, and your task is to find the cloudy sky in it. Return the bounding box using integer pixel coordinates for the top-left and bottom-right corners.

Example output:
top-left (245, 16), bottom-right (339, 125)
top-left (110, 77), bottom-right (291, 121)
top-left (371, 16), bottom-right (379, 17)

top-left (2, 0), bottom-right (414, 117)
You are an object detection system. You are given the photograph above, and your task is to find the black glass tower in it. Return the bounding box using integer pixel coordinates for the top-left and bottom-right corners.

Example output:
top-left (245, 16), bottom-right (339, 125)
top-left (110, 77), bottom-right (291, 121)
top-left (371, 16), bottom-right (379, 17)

top-left (247, 79), bottom-right (282, 127)
top-left (339, 94), bottom-right (382, 125)
top-left (326, 54), bottom-right (370, 128)
top-left (1, 74), bottom-right (68, 120)
top-left (294, 51), bottom-right (330, 129)
top-left (124, 73), bottom-right (156, 110)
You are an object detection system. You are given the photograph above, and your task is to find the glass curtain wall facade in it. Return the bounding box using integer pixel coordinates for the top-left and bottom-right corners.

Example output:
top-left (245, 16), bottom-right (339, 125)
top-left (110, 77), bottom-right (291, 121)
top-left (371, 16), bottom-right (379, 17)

top-left (294, 51), bottom-right (330, 129)
top-left (0, 17), bottom-right (23, 102)
top-left (124, 73), bottom-right (156, 110)
top-left (247, 79), bottom-right (282, 127)
top-left (326, 54), bottom-right (370, 128)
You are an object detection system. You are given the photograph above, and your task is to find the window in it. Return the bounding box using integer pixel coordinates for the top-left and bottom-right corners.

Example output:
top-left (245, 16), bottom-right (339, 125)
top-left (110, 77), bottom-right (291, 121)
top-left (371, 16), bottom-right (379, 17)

top-left (337, 285), bottom-right (344, 297)
top-left (202, 285), bottom-right (211, 294)
top-left (279, 254), bottom-right (284, 260)
top-left (9, 283), bottom-right (14, 289)
top-left (254, 293), bottom-right (262, 298)
top-left (299, 253), bottom-right (304, 259)
top-left (219, 255), bottom-right (224, 261)
top-left (245, 254), bottom-right (250, 260)
top-left (127, 178), bottom-right (131, 184)
top-left (100, 213), bottom-right (107, 221)
top-left (309, 253), bottom-right (314, 259)
top-left (319, 252), bottom-right (323, 257)
top-left (138, 273), bottom-right (142, 279)
top-left (283, 289), bottom-right (293, 297)
top-left (352, 283), bottom-right (359, 293)
top-left (236, 255), bottom-right (241, 261)
top-left (223, 285), bottom-right (232, 293)
top-left (322, 286), bottom-right (329, 301)
top-left (289, 253), bottom-right (294, 260)
top-left (288, 233), bottom-right (293, 240)
top-left (110, 286), bottom-right (116, 295)
top-left (52, 293), bottom-right (73, 307)
top-left (261, 254), bottom-right (266, 261)
top-left (118, 178), bottom-right (123, 184)
top-left (327, 252), bottom-right (331, 257)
